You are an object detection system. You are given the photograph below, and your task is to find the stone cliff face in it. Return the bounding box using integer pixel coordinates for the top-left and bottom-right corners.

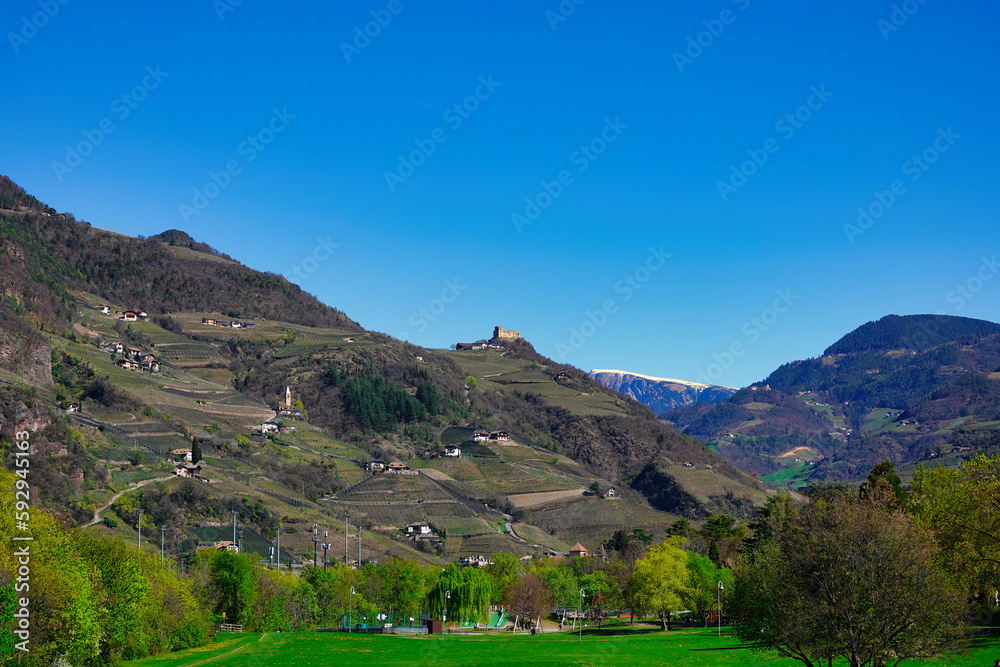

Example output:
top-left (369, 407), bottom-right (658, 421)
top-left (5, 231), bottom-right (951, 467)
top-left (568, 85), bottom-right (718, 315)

top-left (0, 318), bottom-right (53, 388)
top-left (590, 369), bottom-right (736, 415)
top-left (0, 385), bottom-right (51, 438)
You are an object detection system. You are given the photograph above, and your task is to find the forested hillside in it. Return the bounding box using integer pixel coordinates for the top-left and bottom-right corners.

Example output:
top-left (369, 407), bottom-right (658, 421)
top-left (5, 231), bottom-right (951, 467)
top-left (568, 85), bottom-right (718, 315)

top-left (664, 315), bottom-right (1000, 486)
top-left (0, 203), bottom-right (356, 330)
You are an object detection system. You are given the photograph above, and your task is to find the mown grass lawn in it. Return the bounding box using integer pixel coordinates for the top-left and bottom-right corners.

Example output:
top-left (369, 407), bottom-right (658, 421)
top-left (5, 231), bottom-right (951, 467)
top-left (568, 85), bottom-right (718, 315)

top-left (124, 626), bottom-right (1000, 667)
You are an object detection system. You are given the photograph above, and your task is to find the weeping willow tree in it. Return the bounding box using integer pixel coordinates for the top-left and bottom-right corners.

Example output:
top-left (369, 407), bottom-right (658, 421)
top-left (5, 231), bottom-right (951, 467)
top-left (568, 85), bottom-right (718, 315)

top-left (427, 563), bottom-right (494, 625)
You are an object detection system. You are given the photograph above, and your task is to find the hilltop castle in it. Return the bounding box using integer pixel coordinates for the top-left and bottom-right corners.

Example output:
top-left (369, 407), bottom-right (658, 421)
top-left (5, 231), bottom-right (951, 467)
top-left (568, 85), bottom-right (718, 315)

top-left (493, 326), bottom-right (521, 341)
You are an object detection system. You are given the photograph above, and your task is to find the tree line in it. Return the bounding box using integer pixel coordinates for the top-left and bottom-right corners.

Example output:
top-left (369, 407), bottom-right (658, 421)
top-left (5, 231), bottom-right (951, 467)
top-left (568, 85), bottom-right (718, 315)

top-left (5, 456), bottom-right (998, 666)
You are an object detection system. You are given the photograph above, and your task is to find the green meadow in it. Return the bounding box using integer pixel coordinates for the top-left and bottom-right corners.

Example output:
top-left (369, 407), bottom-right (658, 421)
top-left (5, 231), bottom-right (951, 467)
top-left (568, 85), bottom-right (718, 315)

top-left (124, 627), bottom-right (1000, 667)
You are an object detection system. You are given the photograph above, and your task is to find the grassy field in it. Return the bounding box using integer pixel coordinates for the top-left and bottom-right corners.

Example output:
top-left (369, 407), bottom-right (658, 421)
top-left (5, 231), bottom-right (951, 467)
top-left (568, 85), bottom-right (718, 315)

top-left (123, 627), bottom-right (1000, 667)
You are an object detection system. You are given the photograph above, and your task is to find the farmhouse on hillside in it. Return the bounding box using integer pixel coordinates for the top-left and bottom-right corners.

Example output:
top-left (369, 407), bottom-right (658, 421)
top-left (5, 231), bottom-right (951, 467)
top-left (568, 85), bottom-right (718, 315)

top-left (171, 448), bottom-right (193, 462)
top-left (174, 462), bottom-right (202, 478)
top-left (406, 522), bottom-right (432, 536)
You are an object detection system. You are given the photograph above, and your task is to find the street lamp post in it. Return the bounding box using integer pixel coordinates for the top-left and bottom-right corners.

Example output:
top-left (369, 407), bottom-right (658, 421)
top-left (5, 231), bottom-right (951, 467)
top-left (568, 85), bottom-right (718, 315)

top-left (579, 589), bottom-right (586, 642)
top-left (717, 581), bottom-right (725, 637)
top-left (349, 587), bottom-right (355, 634)
top-left (322, 532), bottom-right (330, 570)
top-left (440, 590), bottom-right (450, 640)
top-left (160, 525), bottom-right (166, 562)
top-left (137, 509), bottom-right (144, 549)
top-left (312, 524), bottom-right (318, 568)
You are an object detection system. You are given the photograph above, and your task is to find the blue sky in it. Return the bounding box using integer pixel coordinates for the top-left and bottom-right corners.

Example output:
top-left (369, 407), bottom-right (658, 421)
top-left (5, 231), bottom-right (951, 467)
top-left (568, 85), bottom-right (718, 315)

top-left (2, 0), bottom-right (998, 388)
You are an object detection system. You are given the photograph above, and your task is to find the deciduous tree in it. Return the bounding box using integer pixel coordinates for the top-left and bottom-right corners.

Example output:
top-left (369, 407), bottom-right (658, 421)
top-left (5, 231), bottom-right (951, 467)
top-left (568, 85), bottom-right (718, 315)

top-left (732, 491), bottom-right (965, 667)
top-left (630, 537), bottom-right (690, 630)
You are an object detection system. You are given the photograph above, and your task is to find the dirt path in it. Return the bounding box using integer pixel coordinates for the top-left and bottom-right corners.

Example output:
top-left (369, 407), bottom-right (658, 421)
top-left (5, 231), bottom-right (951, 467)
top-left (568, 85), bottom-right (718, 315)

top-left (184, 633), bottom-right (264, 667)
top-left (84, 476), bottom-right (174, 527)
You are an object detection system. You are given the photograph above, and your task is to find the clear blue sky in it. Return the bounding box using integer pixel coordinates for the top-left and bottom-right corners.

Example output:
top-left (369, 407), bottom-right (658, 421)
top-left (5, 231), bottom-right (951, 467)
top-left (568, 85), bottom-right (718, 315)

top-left (2, 0), bottom-right (998, 387)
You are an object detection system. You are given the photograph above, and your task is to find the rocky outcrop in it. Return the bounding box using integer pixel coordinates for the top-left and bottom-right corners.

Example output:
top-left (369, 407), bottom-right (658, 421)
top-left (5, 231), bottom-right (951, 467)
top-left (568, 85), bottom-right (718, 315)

top-left (0, 313), bottom-right (53, 388)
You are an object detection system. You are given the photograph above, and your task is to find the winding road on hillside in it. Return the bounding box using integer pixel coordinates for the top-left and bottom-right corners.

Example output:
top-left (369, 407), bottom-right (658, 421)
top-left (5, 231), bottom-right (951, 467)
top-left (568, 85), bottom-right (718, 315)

top-left (84, 475), bottom-right (174, 528)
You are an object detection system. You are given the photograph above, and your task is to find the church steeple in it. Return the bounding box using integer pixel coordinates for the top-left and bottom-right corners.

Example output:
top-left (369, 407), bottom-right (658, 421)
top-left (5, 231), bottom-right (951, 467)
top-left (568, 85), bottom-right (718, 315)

top-left (285, 386), bottom-right (292, 407)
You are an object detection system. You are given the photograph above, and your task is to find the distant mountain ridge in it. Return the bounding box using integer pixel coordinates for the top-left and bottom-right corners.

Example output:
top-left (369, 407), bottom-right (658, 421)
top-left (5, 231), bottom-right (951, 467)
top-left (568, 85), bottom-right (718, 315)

top-left (663, 314), bottom-right (1000, 485)
top-left (823, 314), bottom-right (1000, 355)
top-left (590, 369), bottom-right (737, 414)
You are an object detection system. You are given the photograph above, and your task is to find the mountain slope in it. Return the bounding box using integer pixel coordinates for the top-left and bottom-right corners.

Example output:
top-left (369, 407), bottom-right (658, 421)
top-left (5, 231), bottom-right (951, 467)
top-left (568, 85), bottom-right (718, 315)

top-left (664, 314), bottom-right (1000, 486)
top-left (0, 178), bottom-right (771, 565)
top-left (590, 368), bottom-right (737, 414)
top-left (0, 190), bottom-right (356, 330)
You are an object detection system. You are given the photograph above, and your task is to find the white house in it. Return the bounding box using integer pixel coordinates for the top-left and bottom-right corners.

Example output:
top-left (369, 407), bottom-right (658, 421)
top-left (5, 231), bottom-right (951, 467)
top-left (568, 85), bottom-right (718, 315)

top-left (443, 445), bottom-right (461, 458)
top-left (94, 305), bottom-right (110, 315)
top-left (366, 461), bottom-right (386, 472)
top-left (259, 421), bottom-right (279, 434)
top-left (406, 522), bottom-right (432, 536)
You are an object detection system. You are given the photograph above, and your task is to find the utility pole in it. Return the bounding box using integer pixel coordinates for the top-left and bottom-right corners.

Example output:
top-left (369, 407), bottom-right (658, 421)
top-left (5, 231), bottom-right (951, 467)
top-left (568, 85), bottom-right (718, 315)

top-left (231, 509), bottom-right (237, 545)
top-left (312, 524), bottom-right (319, 568)
top-left (344, 511), bottom-right (350, 565)
top-left (322, 531), bottom-right (330, 570)
top-left (277, 520), bottom-right (281, 570)
top-left (160, 525), bottom-right (166, 562)
top-left (238, 528), bottom-right (243, 555)
top-left (137, 509), bottom-right (144, 549)
top-left (357, 524), bottom-right (361, 565)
